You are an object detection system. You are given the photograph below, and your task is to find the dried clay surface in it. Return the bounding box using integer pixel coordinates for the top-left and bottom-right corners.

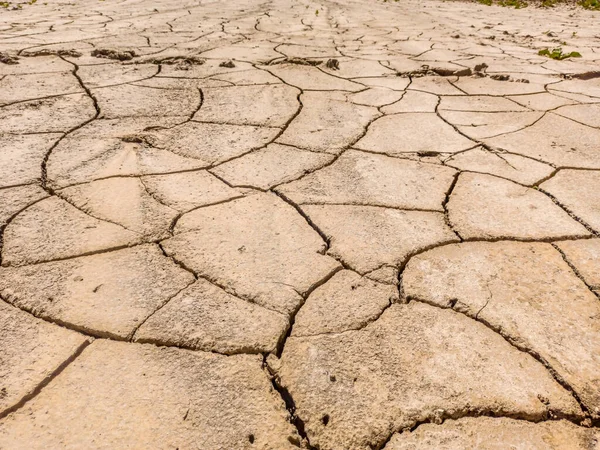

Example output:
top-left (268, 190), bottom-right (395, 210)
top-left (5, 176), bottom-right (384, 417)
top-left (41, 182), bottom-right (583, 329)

top-left (1, 0), bottom-right (600, 447)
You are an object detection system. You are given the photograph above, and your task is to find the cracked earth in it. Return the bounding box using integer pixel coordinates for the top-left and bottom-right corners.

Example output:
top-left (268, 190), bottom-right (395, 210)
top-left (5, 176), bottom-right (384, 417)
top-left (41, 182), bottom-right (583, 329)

top-left (1, 0), bottom-right (600, 448)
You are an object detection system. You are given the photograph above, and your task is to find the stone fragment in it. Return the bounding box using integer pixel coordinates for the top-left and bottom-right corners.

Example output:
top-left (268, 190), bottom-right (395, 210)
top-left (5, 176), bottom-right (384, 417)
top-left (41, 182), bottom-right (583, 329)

top-left (277, 150), bottom-right (456, 210)
top-left (59, 178), bottom-right (178, 239)
top-left (445, 147), bottom-right (553, 185)
top-left (193, 84), bottom-right (300, 127)
top-left (212, 143), bottom-right (333, 189)
top-left (0, 134), bottom-right (61, 188)
top-left (487, 114), bottom-right (600, 168)
top-left (276, 91), bottom-right (379, 153)
top-left (142, 171), bottom-right (247, 212)
top-left (0, 340), bottom-right (299, 449)
top-left (555, 239), bottom-right (600, 289)
top-left (135, 278), bottom-right (288, 354)
top-left (0, 301), bottom-right (88, 417)
top-left (0, 245), bottom-right (194, 339)
top-left (93, 84), bottom-right (200, 118)
top-left (355, 113), bottom-right (475, 155)
top-left (0, 185), bottom-right (48, 227)
top-left (293, 270), bottom-right (396, 336)
top-left (266, 64), bottom-right (363, 91)
top-left (303, 205), bottom-right (459, 273)
top-left (448, 173), bottom-right (589, 240)
top-left (2, 196), bottom-right (141, 266)
top-left (277, 302), bottom-right (580, 450)
top-left (163, 193), bottom-right (340, 314)
top-left (385, 417), bottom-right (599, 449)
top-left (0, 93), bottom-right (95, 134)
top-left (541, 170), bottom-right (600, 233)
top-left (403, 241), bottom-right (600, 417)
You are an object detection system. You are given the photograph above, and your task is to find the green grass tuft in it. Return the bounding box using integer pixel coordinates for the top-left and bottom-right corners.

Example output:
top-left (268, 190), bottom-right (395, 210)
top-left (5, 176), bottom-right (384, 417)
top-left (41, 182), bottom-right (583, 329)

top-left (538, 47), bottom-right (582, 60)
top-left (579, 0), bottom-right (600, 8)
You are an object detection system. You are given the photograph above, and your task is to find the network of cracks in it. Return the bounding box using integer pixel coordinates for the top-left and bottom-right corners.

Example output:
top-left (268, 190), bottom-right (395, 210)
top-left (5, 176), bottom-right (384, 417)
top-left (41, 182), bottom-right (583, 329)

top-left (1, 0), bottom-right (600, 448)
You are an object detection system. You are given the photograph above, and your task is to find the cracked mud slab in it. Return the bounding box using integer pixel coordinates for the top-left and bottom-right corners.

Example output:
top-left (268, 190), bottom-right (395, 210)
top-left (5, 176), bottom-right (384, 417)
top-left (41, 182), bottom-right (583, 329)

top-left (403, 241), bottom-right (600, 418)
top-left (2, 196), bottom-right (143, 266)
top-left (385, 417), bottom-right (600, 449)
top-left (212, 143), bottom-right (334, 190)
top-left (0, 301), bottom-right (88, 418)
top-left (0, 340), bottom-right (299, 449)
top-left (355, 112), bottom-right (475, 155)
top-left (93, 83), bottom-right (201, 119)
top-left (45, 117), bottom-right (200, 188)
top-left (541, 170), bottom-right (600, 233)
top-left (194, 84), bottom-right (300, 127)
top-left (277, 149), bottom-right (456, 210)
top-left (164, 193), bottom-right (340, 315)
top-left (275, 302), bottom-right (581, 450)
top-left (0, 134), bottom-right (61, 188)
top-left (555, 239), bottom-right (600, 290)
top-left (448, 173), bottom-right (590, 240)
top-left (141, 170), bottom-right (249, 211)
top-left (445, 147), bottom-right (553, 186)
top-left (381, 90), bottom-right (439, 113)
top-left (143, 121), bottom-right (279, 164)
top-left (276, 91), bottom-right (379, 153)
top-left (292, 269), bottom-right (397, 336)
top-left (134, 278), bottom-right (289, 354)
top-left (0, 93), bottom-right (96, 134)
top-left (486, 114), bottom-right (600, 168)
top-left (302, 205), bottom-right (459, 273)
top-left (2, 0), bottom-right (600, 446)
top-left (0, 245), bottom-right (195, 339)
top-left (58, 177), bottom-right (178, 239)
top-left (0, 185), bottom-right (48, 227)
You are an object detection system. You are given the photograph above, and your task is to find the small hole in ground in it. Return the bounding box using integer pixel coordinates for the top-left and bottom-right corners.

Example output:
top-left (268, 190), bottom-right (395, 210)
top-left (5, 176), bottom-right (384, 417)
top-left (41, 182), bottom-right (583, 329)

top-left (248, 434), bottom-right (255, 444)
top-left (321, 414), bottom-right (330, 426)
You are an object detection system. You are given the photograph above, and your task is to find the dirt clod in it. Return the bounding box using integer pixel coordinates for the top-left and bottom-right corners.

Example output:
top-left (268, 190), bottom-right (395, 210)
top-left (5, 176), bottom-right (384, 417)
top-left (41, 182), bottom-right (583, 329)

top-left (91, 49), bottom-right (136, 61)
top-left (0, 52), bottom-right (19, 64)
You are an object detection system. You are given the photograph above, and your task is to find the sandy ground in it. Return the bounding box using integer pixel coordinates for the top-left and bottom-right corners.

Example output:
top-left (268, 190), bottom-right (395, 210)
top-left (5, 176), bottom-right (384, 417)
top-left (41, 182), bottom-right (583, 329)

top-left (1, 0), bottom-right (600, 448)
